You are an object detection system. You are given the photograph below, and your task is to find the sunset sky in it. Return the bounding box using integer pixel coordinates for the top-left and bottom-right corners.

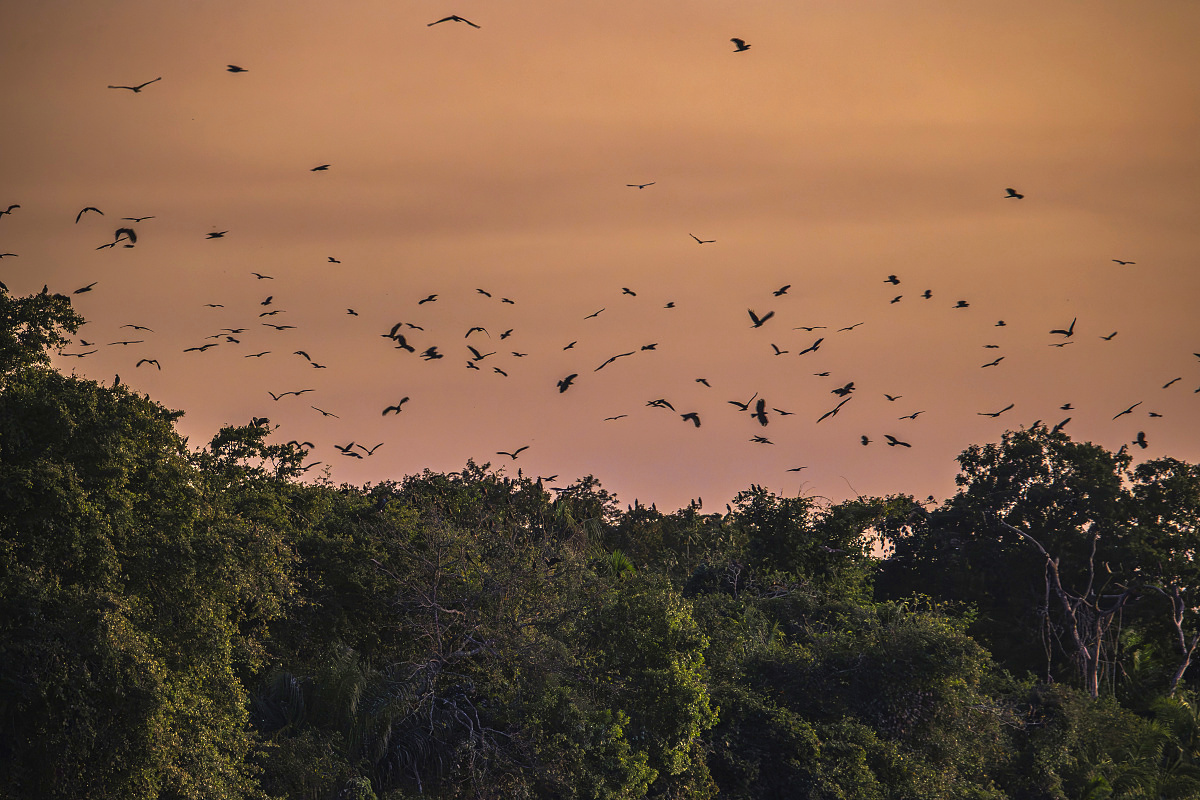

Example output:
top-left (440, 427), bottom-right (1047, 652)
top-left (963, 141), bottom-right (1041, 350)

top-left (3, 1), bottom-right (1198, 512)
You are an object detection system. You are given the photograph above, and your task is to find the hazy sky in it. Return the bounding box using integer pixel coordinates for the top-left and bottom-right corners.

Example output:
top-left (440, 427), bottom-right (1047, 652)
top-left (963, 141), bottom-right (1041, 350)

top-left (3, 1), bottom-right (1198, 511)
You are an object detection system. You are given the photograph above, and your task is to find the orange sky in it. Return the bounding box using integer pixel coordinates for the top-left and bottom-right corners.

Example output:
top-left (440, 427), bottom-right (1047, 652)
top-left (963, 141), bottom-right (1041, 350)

top-left (3, 1), bottom-right (1199, 511)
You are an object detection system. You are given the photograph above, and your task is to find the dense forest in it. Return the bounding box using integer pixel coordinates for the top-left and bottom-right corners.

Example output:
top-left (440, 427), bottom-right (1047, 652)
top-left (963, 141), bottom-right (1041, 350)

top-left (3, 286), bottom-right (1199, 799)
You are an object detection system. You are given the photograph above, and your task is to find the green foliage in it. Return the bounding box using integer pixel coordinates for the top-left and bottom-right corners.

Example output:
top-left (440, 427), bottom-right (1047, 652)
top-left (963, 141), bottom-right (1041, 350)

top-left (5, 293), bottom-right (1200, 799)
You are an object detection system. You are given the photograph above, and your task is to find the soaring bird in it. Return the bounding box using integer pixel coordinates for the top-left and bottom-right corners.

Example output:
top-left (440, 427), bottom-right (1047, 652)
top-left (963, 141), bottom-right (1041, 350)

top-left (73, 282), bottom-right (98, 294)
top-left (953, 300), bottom-right (970, 308)
top-left (75, 207), bottom-right (103, 223)
top-left (817, 397), bottom-right (852, 423)
top-left (731, 38), bottom-right (751, 52)
top-left (0, 204), bottom-right (20, 216)
top-left (595, 352), bottom-right (634, 371)
top-left (861, 435), bottom-right (872, 446)
top-left (1100, 331), bottom-right (1118, 340)
top-left (627, 182), bottom-right (655, 189)
top-left (689, 233), bottom-right (715, 244)
top-left (1163, 377), bottom-right (1182, 389)
top-left (838, 322), bottom-right (864, 331)
top-left (750, 436), bottom-right (773, 445)
top-left (428, 14), bottom-right (481, 28)
top-left (981, 356), bottom-right (1005, 368)
top-left (135, 359), bottom-right (161, 369)
top-left (797, 338), bottom-right (824, 355)
top-left (311, 164), bottom-right (330, 171)
top-left (1049, 318), bottom-right (1077, 337)
top-left (899, 411), bottom-right (925, 420)
top-left (557, 374), bottom-right (578, 392)
top-left (356, 443), bottom-right (384, 456)
top-left (227, 65), bottom-right (248, 72)
top-left (751, 398), bottom-right (769, 426)
top-left (884, 275), bottom-right (900, 285)
top-left (496, 446), bottom-right (529, 460)
top-left (1112, 259), bottom-right (1135, 265)
top-left (206, 231), bottom-right (228, 238)
top-left (122, 215), bottom-right (155, 222)
top-left (418, 294), bottom-right (437, 304)
top-left (1133, 431), bottom-right (1148, 449)
top-left (1005, 188), bottom-right (1024, 199)
top-left (311, 406), bottom-right (339, 418)
top-left (773, 285), bottom-right (791, 296)
top-left (681, 412), bottom-right (701, 427)
top-left (747, 309), bottom-right (774, 328)
top-left (108, 77), bottom-right (161, 92)
top-left (831, 382), bottom-right (856, 397)
top-left (884, 434), bottom-right (912, 448)
top-left (978, 403), bottom-right (1015, 418)
top-left (1051, 418), bottom-right (1072, 435)
top-left (584, 308), bottom-right (605, 319)
top-left (1112, 402), bottom-right (1142, 420)
top-left (621, 287), bottom-right (637, 296)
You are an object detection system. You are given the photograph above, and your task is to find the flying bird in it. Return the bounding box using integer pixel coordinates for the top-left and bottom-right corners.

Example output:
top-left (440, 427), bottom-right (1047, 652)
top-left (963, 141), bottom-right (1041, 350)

top-left (418, 294), bottom-right (437, 304)
top-left (122, 216), bottom-right (155, 222)
top-left (751, 398), bottom-right (769, 426)
top-left (227, 65), bottom-right (248, 72)
top-left (584, 308), bottom-right (605, 320)
top-left (381, 398), bottom-right (409, 415)
top-left (428, 14), bottom-right (481, 28)
top-left (750, 436), bottom-right (773, 445)
top-left (899, 411), bottom-right (925, 420)
top-left (1049, 317), bottom-right (1077, 337)
top-left (75, 207), bottom-right (103, 223)
top-left (817, 397), bottom-right (853, 423)
top-left (838, 322), bottom-right (864, 331)
top-left (681, 412), bottom-right (701, 427)
top-left (1101, 331), bottom-right (1118, 340)
top-left (978, 403), bottom-right (1015, 417)
top-left (773, 285), bottom-right (791, 296)
top-left (1163, 377), bottom-right (1182, 389)
top-left (689, 234), bottom-right (715, 244)
top-left (73, 282), bottom-right (98, 294)
top-left (356, 443), bottom-right (384, 456)
top-left (1005, 188), bottom-right (1024, 199)
top-left (861, 435), bottom-right (872, 446)
top-left (797, 338), bottom-right (824, 355)
top-left (1133, 431), bottom-right (1148, 449)
top-left (557, 374), bottom-right (578, 392)
top-left (627, 182), bottom-right (655, 189)
top-left (1112, 402), bottom-right (1142, 420)
top-left (748, 309), bottom-right (775, 328)
top-left (206, 231), bottom-right (228, 238)
top-left (981, 357), bottom-right (1005, 368)
top-left (108, 77), bottom-right (161, 92)
top-left (1112, 259), bottom-right (1135, 265)
top-left (884, 275), bottom-right (900, 285)
top-left (0, 204), bottom-right (20, 216)
top-left (135, 359), bottom-right (161, 369)
top-left (311, 406), bottom-right (339, 418)
top-left (953, 300), bottom-right (970, 308)
top-left (731, 38), bottom-right (751, 52)
top-left (311, 164), bottom-right (330, 171)
top-left (496, 446), bottom-right (529, 460)
top-left (595, 352), bottom-right (634, 371)
top-left (884, 435), bottom-right (912, 448)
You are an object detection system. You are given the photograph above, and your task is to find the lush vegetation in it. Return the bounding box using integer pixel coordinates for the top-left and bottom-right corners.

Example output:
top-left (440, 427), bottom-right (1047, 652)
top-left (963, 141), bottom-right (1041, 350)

top-left (3, 287), bottom-right (1199, 799)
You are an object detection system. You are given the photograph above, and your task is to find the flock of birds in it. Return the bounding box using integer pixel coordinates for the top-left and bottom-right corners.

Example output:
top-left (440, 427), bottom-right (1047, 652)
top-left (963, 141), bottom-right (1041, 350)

top-left (3, 12), bottom-right (1197, 500)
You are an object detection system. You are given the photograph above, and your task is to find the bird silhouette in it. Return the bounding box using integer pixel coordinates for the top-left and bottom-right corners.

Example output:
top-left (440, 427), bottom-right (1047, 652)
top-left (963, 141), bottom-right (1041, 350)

top-left (953, 300), bottom-right (970, 308)
top-left (884, 434), bottom-right (912, 447)
top-left (797, 338), bottom-right (824, 355)
top-left (122, 216), bottom-right (154, 222)
top-left (731, 38), bottom-right (751, 52)
top-left (584, 308), bottom-right (605, 320)
top-left (890, 295), bottom-right (902, 304)
top-left (73, 282), bottom-right (98, 294)
top-left (496, 446), bottom-right (529, 460)
top-left (1005, 188), bottom-right (1024, 199)
top-left (311, 164), bottom-right (330, 171)
top-left (627, 182), bottom-right (655, 189)
top-left (108, 77), bottom-right (161, 92)
top-left (429, 14), bottom-right (481, 28)
top-left (681, 412), bottom-right (701, 427)
top-left (899, 411), bottom-right (925, 420)
top-left (1112, 259), bottom-right (1135, 265)
top-left (311, 406), bottom-right (339, 418)
top-left (750, 436), bottom-right (773, 444)
top-left (770, 343), bottom-right (788, 355)
top-left (206, 231), bottom-right (228, 238)
top-left (1133, 431), bottom-right (1148, 449)
top-left (0, 204), bottom-right (20, 216)
top-left (981, 356), bottom-right (1005, 368)
top-left (748, 309), bottom-right (775, 328)
top-left (356, 443), bottom-right (384, 456)
top-left (595, 352), bottom-right (634, 371)
top-left (135, 359), bottom-right (161, 369)
top-left (884, 275), bottom-right (900, 285)
top-left (978, 403), bottom-right (1015, 417)
top-left (773, 285), bottom-right (791, 296)
top-left (817, 397), bottom-right (852, 423)
top-left (1049, 317), bottom-right (1077, 337)
top-left (751, 398), bottom-right (769, 426)
top-left (557, 374), bottom-right (578, 392)
top-left (689, 234), bottom-right (715, 244)
top-left (1051, 418), bottom-right (1072, 434)
top-left (75, 207), bottom-right (103, 223)
top-left (861, 435), bottom-right (872, 446)
top-left (647, 398), bottom-right (676, 411)
top-left (838, 322), bottom-right (865, 331)
top-left (418, 294), bottom-right (437, 304)
top-left (1162, 377), bottom-right (1182, 389)
top-left (1100, 331), bottom-right (1118, 340)
top-left (621, 287), bottom-right (637, 296)
top-left (884, 394), bottom-right (902, 402)
top-left (227, 65), bottom-right (248, 72)
top-left (1112, 402), bottom-right (1142, 420)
